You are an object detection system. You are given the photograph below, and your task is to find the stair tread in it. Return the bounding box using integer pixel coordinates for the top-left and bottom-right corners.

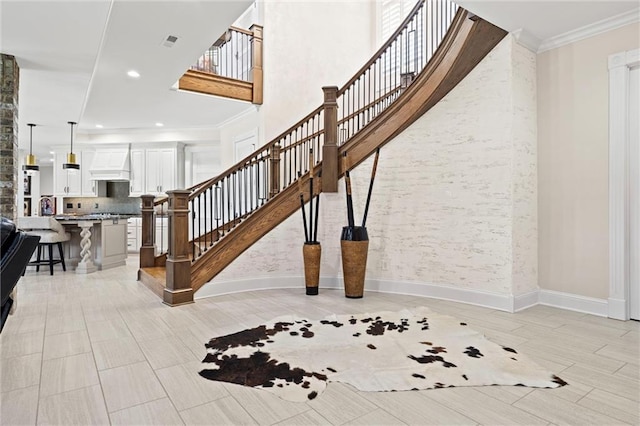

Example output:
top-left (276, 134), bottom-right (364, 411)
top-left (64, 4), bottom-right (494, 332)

top-left (140, 266), bottom-right (166, 278)
top-left (138, 267), bottom-right (166, 298)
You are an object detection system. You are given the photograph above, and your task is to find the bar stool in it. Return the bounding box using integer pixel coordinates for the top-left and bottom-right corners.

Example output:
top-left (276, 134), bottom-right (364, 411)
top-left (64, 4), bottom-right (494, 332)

top-left (17, 217), bottom-right (70, 276)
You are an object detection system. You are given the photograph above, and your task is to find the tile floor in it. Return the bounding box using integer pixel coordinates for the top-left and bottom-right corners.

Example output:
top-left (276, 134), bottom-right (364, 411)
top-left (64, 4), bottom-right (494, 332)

top-left (1, 257), bottom-right (638, 425)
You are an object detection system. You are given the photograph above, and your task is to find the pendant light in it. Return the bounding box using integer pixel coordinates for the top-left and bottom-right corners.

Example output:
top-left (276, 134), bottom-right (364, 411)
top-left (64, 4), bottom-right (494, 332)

top-left (62, 121), bottom-right (79, 170)
top-left (23, 123), bottom-right (39, 172)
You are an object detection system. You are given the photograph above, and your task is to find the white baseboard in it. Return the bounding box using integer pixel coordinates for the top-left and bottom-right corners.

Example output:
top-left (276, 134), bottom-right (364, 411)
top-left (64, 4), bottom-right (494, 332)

top-left (539, 289), bottom-right (608, 317)
top-left (607, 297), bottom-right (628, 320)
top-left (196, 277), bottom-right (618, 319)
top-left (513, 291), bottom-right (539, 312)
top-left (364, 278), bottom-right (517, 312)
top-left (196, 276), bottom-right (521, 312)
top-left (194, 276), bottom-right (341, 300)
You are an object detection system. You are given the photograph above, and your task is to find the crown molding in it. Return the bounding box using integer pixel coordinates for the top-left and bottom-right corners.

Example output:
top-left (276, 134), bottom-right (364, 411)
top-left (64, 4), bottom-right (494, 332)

top-left (511, 29), bottom-right (541, 53)
top-left (538, 8), bottom-right (640, 53)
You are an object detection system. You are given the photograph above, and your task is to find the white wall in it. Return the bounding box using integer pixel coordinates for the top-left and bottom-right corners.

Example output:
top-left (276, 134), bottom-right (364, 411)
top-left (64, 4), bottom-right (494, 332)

top-left (39, 166), bottom-right (53, 195)
top-left (203, 36), bottom-right (538, 305)
top-left (537, 22), bottom-right (640, 299)
top-left (219, 108), bottom-right (261, 170)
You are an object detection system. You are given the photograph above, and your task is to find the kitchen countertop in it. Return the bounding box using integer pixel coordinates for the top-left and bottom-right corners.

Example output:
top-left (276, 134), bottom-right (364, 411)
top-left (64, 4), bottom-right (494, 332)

top-left (54, 213), bottom-right (140, 221)
top-left (53, 214), bottom-right (129, 273)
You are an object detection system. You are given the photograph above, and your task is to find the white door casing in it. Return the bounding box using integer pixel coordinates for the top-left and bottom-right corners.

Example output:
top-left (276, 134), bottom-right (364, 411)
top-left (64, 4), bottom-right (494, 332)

top-left (628, 65), bottom-right (639, 320)
top-left (608, 48), bottom-right (640, 320)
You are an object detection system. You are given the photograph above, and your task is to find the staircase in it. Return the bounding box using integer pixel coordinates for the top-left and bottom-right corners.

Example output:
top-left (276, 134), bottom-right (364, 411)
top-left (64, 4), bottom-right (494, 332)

top-left (138, 0), bottom-right (508, 305)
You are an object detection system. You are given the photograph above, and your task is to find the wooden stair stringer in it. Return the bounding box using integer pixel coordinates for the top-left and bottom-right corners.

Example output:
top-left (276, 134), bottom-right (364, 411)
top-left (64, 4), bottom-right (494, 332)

top-left (189, 12), bottom-right (508, 293)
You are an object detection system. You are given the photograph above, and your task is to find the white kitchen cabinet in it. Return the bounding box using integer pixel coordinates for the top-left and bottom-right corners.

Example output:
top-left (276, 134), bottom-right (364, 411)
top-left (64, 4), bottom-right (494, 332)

top-left (53, 152), bottom-right (82, 196)
top-left (128, 144), bottom-right (184, 197)
top-left (127, 217), bottom-right (142, 252)
top-left (129, 148), bottom-right (145, 197)
top-left (80, 150), bottom-right (102, 197)
top-left (146, 148), bottom-right (176, 195)
top-left (126, 216), bottom-right (166, 255)
top-left (54, 150), bottom-right (105, 197)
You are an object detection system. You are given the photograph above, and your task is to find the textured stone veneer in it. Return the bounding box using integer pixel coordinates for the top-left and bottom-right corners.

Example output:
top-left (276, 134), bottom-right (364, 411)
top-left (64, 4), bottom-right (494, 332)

top-left (210, 36), bottom-right (538, 298)
top-left (0, 54), bottom-right (19, 220)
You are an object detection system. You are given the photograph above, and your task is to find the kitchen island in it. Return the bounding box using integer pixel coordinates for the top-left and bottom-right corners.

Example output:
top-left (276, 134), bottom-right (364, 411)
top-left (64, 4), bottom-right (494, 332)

top-left (55, 214), bottom-right (128, 272)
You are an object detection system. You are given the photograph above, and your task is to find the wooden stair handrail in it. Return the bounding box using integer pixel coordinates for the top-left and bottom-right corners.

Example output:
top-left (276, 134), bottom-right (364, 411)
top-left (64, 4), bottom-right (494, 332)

top-left (182, 0), bottom-right (449, 204)
top-left (142, 0), bottom-right (509, 305)
top-left (188, 9), bottom-right (508, 292)
top-left (175, 0), bottom-right (458, 264)
top-left (149, 0), bottom-right (457, 262)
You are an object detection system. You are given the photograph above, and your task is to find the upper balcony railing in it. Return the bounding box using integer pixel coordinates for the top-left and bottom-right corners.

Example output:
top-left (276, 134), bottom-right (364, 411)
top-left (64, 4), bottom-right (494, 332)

top-left (191, 26), bottom-right (254, 82)
top-left (179, 24), bottom-right (263, 104)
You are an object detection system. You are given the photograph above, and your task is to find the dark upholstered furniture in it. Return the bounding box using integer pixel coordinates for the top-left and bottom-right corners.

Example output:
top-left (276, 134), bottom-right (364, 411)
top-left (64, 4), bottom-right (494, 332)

top-left (1, 217), bottom-right (40, 333)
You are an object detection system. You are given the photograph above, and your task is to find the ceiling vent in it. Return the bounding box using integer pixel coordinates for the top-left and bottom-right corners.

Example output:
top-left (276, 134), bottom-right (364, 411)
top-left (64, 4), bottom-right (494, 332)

top-left (162, 35), bottom-right (179, 48)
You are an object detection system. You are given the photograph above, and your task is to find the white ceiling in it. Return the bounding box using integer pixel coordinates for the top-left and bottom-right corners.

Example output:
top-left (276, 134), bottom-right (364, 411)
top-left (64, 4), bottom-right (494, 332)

top-left (0, 0), bottom-right (253, 161)
top-left (1, 0), bottom-right (638, 163)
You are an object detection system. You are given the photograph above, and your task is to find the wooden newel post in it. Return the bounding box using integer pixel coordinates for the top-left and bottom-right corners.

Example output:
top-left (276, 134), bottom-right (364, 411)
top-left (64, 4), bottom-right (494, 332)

top-left (250, 24), bottom-right (263, 105)
top-left (269, 143), bottom-right (281, 198)
top-left (164, 190), bottom-right (193, 306)
top-left (322, 86), bottom-right (339, 192)
top-left (139, 195), bottom-right (156, 268)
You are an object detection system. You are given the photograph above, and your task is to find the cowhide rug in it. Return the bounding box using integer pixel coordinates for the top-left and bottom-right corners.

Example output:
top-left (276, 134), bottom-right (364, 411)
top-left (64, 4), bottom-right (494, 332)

top-left (199, 307), bottom-right (567, 402)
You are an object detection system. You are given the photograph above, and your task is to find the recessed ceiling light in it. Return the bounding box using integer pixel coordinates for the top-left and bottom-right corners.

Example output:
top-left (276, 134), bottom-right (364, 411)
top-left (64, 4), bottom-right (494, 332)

top-left (49, 158), bottom-right (54, 162)
top-left (127, 70), bottom-right (141, 78)
top-left (155, 122), bottom-right (164, 127)
top-left (49, 151), bottom-right (55, 155)
top-left (95, 124), bottom-right (103, 129)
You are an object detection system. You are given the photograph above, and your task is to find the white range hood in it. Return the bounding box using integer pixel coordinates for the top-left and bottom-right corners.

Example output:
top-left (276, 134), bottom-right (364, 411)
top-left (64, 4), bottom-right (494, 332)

top-left (89, 146), bottom-right (131, 181)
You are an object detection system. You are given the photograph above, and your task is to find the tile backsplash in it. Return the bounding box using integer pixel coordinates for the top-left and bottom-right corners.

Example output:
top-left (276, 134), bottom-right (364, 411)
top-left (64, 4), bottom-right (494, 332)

top-left (64, 182), bottom-right (141, 215)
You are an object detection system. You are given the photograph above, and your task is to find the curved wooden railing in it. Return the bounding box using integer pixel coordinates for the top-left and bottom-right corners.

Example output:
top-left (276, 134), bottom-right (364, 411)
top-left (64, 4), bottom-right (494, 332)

top-left (140, 0), bottom-right (508, 305)
top-left (336, 0), bottom-right (457, 145)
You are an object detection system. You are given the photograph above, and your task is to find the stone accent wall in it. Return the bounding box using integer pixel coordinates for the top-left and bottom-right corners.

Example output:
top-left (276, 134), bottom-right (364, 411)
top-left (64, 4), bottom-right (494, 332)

top-left (207, 36), bottom-right (538, 305)
top-left (0, 54), bottom-right (19, 221)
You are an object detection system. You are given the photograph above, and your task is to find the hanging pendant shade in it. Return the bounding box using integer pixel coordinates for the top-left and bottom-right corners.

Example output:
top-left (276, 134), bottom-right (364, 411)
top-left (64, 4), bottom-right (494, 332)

top-left (23, 123), bottom-right (40, 172)
top-left (62, 121), bottom-right (80, 170)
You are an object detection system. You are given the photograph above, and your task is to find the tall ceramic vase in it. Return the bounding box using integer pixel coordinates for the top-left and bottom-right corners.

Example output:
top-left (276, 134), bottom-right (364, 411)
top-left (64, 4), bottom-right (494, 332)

top-left (303, 242), bottom-right (321, 295)
top-left (340, 226), bottom-right (369, 298)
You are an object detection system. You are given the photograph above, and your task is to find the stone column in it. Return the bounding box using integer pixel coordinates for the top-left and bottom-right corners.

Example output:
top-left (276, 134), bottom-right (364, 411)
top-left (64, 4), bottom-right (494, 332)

top-left (0, 54), bottom-right (19, 220)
